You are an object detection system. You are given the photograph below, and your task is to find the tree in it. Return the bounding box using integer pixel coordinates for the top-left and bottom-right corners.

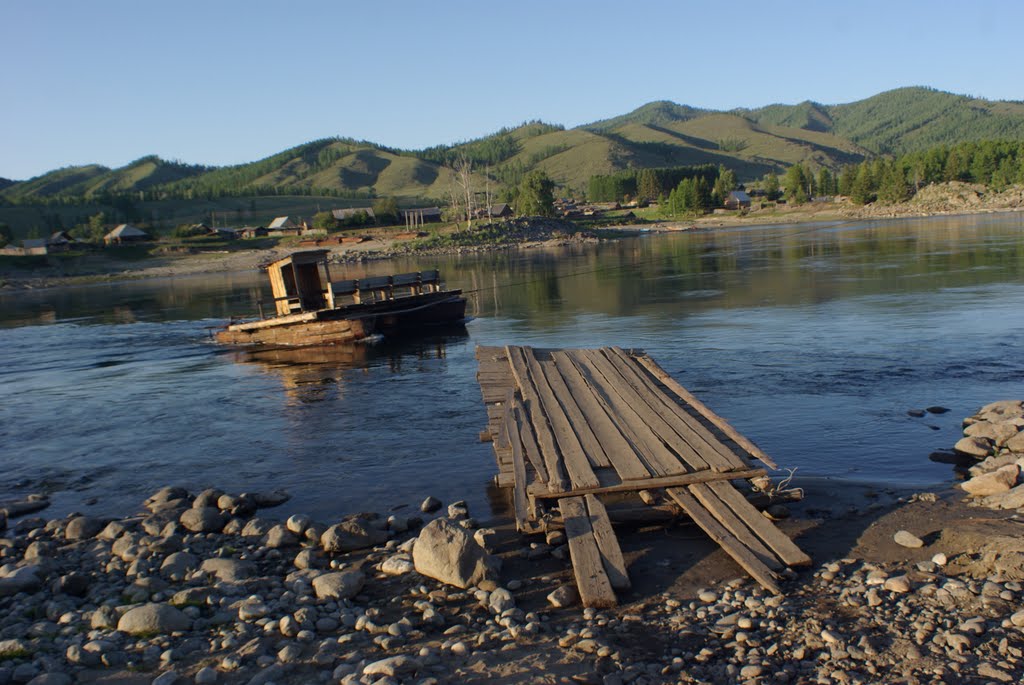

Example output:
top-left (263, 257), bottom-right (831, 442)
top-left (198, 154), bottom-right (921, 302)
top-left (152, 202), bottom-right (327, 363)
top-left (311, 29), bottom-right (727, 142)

top-left (817, 168), bottom-right (835, 196)
top-left (517, 170), bottom-right (555, 216)
top-left (312, 211), bottom-right (338, 231)
top-left (876, 162), bottom-right (910, 204)
top-left (0, 223), bottom-right (11, 248)
top-left (447, 154), bottom-right (474, 230)
top-left (783, 164), bottom-right (809, 204)
top-left (372, 197), bottom-right (399, 225)
top-left (763, 171), bottom-right (781, 201)
top-left (850, 162), bottom-right (875, 205)
top-left (712, 166), bottom-right (737, 206)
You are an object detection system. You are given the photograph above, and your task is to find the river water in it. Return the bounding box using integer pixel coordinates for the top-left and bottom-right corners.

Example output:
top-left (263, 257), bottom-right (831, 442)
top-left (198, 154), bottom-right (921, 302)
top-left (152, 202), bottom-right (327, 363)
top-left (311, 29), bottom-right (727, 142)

top-left (2, 213), bottom-right (1023, 522)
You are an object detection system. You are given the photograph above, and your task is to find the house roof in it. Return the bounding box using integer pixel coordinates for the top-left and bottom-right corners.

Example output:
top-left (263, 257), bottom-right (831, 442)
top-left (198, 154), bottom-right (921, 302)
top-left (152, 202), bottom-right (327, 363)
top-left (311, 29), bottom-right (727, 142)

top-left (22, 239), bottom-right (47, 249)
top-left (49, 231), bottom-right (74, 243)
top-left (267, 216), bottom-right (295, 229)
top-left (106, 224), bottom-right (149, 239)
top-left (399, 207), bottom-right (442, 217)
top-left (728, 190), bottom-right (751, 201)
top-left (490, 203), bottom-right (511, 214)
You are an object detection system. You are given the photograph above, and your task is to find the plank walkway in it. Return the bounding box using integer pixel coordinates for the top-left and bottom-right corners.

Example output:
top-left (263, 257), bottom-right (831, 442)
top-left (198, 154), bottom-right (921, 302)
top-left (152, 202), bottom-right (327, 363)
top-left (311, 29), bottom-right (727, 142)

top-left (476, 345), bottom-right (810, 606)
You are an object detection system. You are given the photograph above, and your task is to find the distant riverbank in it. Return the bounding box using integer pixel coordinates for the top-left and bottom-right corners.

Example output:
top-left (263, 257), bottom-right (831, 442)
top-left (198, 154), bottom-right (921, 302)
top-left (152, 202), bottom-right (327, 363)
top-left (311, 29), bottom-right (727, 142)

top-left (3, 185), bottom-right (1022, 293)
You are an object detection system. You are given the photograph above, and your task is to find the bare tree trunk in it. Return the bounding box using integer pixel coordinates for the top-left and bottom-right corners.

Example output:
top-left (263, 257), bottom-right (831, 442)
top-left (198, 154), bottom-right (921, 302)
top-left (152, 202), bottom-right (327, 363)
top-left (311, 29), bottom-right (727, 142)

top-left (448, 155), bottom-right (474, 231)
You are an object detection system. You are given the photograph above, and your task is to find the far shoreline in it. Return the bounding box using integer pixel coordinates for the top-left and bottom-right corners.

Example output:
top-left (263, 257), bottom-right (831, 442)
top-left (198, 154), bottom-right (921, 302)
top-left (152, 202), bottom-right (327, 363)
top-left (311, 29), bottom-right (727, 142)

top-left (2, 199), bottom-right (1022, 294)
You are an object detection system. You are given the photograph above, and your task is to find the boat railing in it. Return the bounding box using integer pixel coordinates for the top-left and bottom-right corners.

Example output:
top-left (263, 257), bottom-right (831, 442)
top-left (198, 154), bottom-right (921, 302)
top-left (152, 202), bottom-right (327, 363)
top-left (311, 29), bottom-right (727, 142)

top-left (328, 270), bottom-right (442, 306)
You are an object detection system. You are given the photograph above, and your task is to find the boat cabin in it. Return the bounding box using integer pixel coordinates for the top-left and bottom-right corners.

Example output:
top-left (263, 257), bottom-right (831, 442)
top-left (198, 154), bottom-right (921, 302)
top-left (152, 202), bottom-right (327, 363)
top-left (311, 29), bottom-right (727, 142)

top-left (267, 250), bottom-right (336, 315)
top-left (265, 250), bottom-right (445, 317)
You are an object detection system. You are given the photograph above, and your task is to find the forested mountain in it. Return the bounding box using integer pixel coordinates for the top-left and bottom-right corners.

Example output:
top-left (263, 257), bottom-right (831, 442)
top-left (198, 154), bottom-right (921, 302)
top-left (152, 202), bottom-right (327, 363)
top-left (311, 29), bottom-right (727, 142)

top-left (4, 87), bottom-right (1024, 208)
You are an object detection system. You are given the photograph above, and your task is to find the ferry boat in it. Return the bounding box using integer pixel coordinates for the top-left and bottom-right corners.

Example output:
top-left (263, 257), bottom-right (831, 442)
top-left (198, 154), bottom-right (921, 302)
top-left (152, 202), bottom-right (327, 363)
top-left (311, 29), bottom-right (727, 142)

top-left (215, 250), bottom-right (467, 346)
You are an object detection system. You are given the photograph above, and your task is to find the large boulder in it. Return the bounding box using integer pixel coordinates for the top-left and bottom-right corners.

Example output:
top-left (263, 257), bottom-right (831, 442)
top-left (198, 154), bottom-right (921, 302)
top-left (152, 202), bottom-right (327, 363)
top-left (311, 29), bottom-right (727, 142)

top-left (116, 603), bottom-right (191, 635)
top-left (964, 421), bottom-right (1020, 447)
top-left (311, 570), bottom-right (365, 600)
top-left (320, 518), bottom-right (387, 553)
top-left (412, 518), bottom-right (500, 589)
top-left (954, 436), bottom-right (993, 459)
top-left (199, 558), bottom-right (255, 583)
top-left (179, 507), bottom-right (227, 534)
top-left (962, 464), bottom-right (1020, 497)
top-left (65, 516), bottom-right (104, 541)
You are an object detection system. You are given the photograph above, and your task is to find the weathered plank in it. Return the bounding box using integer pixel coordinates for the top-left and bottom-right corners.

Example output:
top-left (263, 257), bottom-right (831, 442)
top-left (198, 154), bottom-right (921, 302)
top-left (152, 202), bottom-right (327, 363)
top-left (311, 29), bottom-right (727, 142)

top-left (604, 348), bottom-right (743, 471)
top-left (572, 349), bottom-right (693, 476)
top-left (585, 494), bottom-right (631, 591)
top-left (688, 483), bottom-right (782, 571)
top-left (583, 349), bottom-right (717, 473)
top-left (561, 496), bottom-right (618, 608)
top-left (528, 467), bottom-right (767, 500)
top-left (633, 353), bottom-right (778, 470)
top-left (504, 393), bottom-right (530, 533)
top-left (706, 481), bottom-right (811, 567)
top-left (665, 486), bottom-right (781, 595)
top-left (551, 351), bottom-right (651, 481)
top-left (516, 401), bottom-right (548, 484)
top-left (530, 351), bottom-right (612, 469)
top-left (516, 346), bottom-right (599, 490)
top-left (504, 346), bottom-right (568, 493)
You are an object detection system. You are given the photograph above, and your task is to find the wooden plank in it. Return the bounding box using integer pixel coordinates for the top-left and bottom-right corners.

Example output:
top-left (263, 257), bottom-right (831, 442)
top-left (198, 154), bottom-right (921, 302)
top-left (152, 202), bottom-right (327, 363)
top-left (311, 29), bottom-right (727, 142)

top-left (687, 483), bottom-right (782, 571)
top-left (604, 348), bottom-right (744, 471)
top-left (528, 467), bottom-right (767, 500)
top-left (560, 496), bottom-right (618, 608)
top-left (552, 351), bottom-right (651, 481)
top-left (583, 349), bottom-right (715, 473)
top-left (504, 393), bottom-right (530, 532)
top-left (572, 350), bottom-right (695, 476)
top-left (585, 494), bottom-right (630, 591)
top-left (706, 481), bottom-right (811, 567)
top-left (665, 486), bottom-right (781, 595)
top-left (515, 346), bottom-right (599, 490)
top-left (528, 349), bottom-right (611, 469)
top-left (563, 349), bottom-right (683, 478)
top-left (505, 346), bottom-right (569, 493)
top-left (516, 402), bottom-right (548, 483)
top-left (633, 353), bottom-right (779, 470)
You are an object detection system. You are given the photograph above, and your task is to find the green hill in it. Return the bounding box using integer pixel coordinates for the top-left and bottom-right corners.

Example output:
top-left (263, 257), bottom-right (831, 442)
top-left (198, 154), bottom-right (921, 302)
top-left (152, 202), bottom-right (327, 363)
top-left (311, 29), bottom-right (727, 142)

top-left (5, 86), bottom-right (1024, 229)
top-left (743, 87), bottom-right (1024, 154)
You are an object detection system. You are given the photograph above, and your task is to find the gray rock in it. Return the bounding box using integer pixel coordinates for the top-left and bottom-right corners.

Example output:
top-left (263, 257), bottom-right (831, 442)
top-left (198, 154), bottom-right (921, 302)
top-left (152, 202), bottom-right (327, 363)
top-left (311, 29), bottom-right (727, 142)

top-left (179, 507), bottom-right (227, 534)
top-left (293, 549), bottom-right (322, 570)
top-left (0, 565), bottom-right (42, 597)
top-left (64, 516), bottom-right (104, 541)
top-left (320, 518), bottom-right (387, 553)
top-left (363, 655), bottom-right (421, 677)
top-left (117, 603), bottom-right (192, 635)
top-left (894, 530), bottom-right (924, 548)
top-left (240, 518), bottom-right (274, 537)
top-left (964, 421), bottom-right (1020, 446)
top-left (547, 585), bottom-right (579, 608)
top-left (883, 575), bottom-right (911, 593)
top-left (954, 436), bottom-right (993, 458)
top-left (26, 673), bottom-right (73, 685)
top-left (412, 518), bottom-right (500, 589)
top-left (311, 570), bottom-right (365, 600)
top-left (420, 496), bottom-right (442, 513)
top-left (979, 483), bottom-right (1024, 509)
top-left (193, 488), bottom-right (224, 509)
top-left (245, 664), bottom-right (285, 685)
top-left (489, 588), bottom-right (514, 613)
top-left (962, 464), bottom-right (1020, 496)
top-left (264, 525), bottom-right (299, 549)
top-left (161, 552), bottom-right (199, 581)
top-left (151, 672), bottom-right (181, 685)
top-left (380, 555), bottom-right (414, 576)
top-left (199, 558), bottom-right (255, 582)
top-left (285, 515), bottom-right (310, 535)
top-left (194, 667), bottom-right (218, 685)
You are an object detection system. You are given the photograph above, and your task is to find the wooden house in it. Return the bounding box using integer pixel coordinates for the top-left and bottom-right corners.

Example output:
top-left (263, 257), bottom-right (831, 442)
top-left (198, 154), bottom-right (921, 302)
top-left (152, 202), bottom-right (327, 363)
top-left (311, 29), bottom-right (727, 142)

top-left (725, 191), bottom-right (752, 210)
top-left (332, 207), bottom-right (376, 224)
top-left (266, 217), bottom-right (302, 237)
top-left (104, 224), bottom-right (150, 245)
top-left (398, 207), bottom-right (442, 224)
top-left (241, 226), bottom-right (269, 239)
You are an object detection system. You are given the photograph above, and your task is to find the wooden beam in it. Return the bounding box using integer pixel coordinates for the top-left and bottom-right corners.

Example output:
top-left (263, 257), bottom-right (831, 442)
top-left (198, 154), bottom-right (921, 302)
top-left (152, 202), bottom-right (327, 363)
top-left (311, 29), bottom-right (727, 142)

top-left (560, 496), bottom-right (618, 608)
top-left (585, 495), bottom-right (631, 591)
top-left (604, 348), bottom-right (743, 471)
top-left (665, 486), bottom-right (781, 595)
top-left (505, 346), bottom-right (569, 493)
top-left (551, 351), bottom-right (651, 481)
top-left (706, 481), bottom-right (811, 567)
top-left (516, 346), bottom-right (599, 490)
top-left (504, 393), bottom-right (529, 533)
top-left (687, 483), bottom-right (782, 571)
top-left (530, 350), bottom-right (611, 469)
top-left (528, 467), bottom-right (767, 500)
top-left (633, 353), bottom-right (779, 470)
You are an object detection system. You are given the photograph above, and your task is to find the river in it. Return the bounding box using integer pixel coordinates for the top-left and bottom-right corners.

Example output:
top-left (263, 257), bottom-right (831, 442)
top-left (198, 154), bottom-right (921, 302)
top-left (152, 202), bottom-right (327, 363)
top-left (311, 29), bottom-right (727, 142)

top-left (2, 213), bottom-right (1023, 522)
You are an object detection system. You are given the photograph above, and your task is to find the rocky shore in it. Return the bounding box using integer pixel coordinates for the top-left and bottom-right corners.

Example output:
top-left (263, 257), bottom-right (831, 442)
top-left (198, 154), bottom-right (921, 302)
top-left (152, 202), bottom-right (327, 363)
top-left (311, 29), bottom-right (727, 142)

top-left (3, 402), bottom-right (1024, 685)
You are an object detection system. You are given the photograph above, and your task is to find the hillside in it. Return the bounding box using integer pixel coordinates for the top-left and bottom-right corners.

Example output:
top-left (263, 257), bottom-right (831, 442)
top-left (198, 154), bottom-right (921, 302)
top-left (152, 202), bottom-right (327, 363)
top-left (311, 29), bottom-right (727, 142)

top-left (5, 86), bottom-right (1024, 231)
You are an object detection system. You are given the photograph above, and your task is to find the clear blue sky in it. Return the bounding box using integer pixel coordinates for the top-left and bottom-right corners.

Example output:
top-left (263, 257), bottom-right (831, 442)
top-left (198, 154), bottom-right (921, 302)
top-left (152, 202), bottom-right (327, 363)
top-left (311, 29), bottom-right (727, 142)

top-left (2, 0), bottom-right (1020, 180)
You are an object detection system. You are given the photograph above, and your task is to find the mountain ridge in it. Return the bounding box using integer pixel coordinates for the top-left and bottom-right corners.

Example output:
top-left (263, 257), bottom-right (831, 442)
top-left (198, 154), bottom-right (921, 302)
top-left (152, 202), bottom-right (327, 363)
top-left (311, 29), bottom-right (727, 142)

top-left (5, 86), bottom-right (1024, 204)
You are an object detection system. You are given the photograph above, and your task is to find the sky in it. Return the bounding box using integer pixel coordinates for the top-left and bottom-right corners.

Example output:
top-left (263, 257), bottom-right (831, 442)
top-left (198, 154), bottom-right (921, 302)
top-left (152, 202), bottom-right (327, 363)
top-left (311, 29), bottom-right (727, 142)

top-left (2, 0), bottom-right (1021, 180)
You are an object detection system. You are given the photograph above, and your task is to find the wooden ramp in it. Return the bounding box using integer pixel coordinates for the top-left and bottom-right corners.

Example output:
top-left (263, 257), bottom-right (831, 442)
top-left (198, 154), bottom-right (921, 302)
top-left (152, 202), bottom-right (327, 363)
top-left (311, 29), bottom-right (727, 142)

top-left (476, 345), bottom-right (810, 606)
